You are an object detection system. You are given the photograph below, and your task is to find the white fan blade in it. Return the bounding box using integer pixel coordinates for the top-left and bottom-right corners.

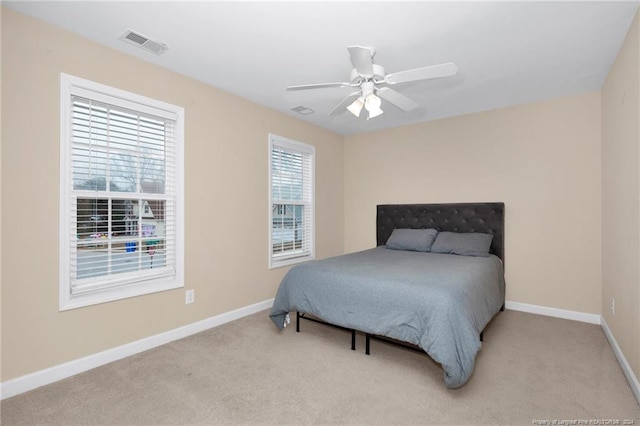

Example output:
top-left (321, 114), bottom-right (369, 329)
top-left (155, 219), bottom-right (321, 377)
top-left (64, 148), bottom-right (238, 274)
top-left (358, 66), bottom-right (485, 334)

top-left (287, 82), bottom-right (351, 91)
top-left (328, 92), bottom-right (361, 116)
top-left (376, 87), bottom-right (419, 112)
top-left (347, 46), bottom-right (375, 78)
top-left (385, 62), bottom-right (458, 85)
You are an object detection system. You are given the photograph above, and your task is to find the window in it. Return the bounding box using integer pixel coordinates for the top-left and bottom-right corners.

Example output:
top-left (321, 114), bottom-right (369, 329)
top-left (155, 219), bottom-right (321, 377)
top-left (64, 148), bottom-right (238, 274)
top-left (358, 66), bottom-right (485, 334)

top-left (268, 134), bottom-right (315, 268)
top-left (59, 73), bottom-right (184, 310)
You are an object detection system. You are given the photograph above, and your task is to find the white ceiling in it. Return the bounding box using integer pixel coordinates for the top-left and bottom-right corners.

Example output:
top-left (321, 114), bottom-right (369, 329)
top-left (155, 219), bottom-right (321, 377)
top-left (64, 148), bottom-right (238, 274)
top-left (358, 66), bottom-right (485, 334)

top-left (5, 1), bottom-right (640, 135)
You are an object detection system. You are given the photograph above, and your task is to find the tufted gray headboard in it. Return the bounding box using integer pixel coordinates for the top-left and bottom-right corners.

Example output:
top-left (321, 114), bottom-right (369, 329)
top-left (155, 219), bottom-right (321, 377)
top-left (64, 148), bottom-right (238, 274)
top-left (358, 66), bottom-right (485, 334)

top-left (376, 203), bottom-right (505, 263)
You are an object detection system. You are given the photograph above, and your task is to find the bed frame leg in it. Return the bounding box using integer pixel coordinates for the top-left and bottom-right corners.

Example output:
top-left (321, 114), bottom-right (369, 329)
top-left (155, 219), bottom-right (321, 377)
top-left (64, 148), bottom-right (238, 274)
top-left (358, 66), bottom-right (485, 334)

top-left (365, 333), bottom-right (371, 355)
top-left (501, 302), bottom-right (505, 311)
top-left (296, 311), bottom-right (300, 333)
top-left (480, 331), bottom-right (484, 342)
top-left (351, 330), bottom-right (356, 350)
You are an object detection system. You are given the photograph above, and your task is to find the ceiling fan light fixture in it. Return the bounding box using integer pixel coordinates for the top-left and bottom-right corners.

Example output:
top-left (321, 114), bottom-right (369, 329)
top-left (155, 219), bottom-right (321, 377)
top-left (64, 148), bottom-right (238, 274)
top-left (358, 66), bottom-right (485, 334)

top-left (364, 94), bottom-right (383, 120)
top-left (365, 93), bottom-right (381, 109)
top-left (347, 97), bottom-right (364, 117)
top-left (367, 106), bottom-right (384, 120)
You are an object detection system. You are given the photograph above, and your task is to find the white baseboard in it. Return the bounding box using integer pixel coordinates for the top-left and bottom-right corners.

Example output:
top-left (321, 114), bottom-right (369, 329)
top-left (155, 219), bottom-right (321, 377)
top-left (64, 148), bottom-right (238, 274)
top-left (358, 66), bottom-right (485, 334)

top-left (507, 300), bottom-right (640, 404)
top-left (601, 317), bottom-right (640, 404)
top-left (0, 298), bottom-right (274, 400)
top-left (505, 300), bottom-right (601, 325)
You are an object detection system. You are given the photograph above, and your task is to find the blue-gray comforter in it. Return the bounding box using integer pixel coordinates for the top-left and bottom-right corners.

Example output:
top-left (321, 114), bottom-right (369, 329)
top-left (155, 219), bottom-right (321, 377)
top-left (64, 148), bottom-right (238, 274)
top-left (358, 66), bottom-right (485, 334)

top-left (269, 246), bottom-right (505, 388)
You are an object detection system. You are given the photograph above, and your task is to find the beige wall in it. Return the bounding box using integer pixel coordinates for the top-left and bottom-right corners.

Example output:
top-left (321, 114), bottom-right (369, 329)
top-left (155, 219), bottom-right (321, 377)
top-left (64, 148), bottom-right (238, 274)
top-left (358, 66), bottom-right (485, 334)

top-left (344, 92), bottom-right (602, 315)
top-left (0, 8), bottom-right (344, 381)
top-left (602, 10), bottom-right (640, 378)
top-left (0, 5), bottom-right (4, 381)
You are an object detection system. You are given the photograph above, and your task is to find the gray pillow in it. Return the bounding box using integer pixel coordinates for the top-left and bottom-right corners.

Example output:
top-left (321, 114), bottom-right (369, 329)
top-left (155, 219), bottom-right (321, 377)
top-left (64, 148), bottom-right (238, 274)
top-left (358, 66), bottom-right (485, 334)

top-left (430, 232), bottom-right (494, 257)
top-left (385, 228), bottom-right (439, 252)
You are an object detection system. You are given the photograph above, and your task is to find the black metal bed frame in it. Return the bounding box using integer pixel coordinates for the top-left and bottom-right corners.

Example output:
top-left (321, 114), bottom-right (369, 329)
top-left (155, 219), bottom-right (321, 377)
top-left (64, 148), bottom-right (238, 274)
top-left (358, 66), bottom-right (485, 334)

top-left (296, 305), bottom-right (504, 355)
top-left (295, 311), bottom-right (429, 354)
top-left (296, 311), bottom-right (357, 350)
top-left (296, 202), bottom-right (506, 357)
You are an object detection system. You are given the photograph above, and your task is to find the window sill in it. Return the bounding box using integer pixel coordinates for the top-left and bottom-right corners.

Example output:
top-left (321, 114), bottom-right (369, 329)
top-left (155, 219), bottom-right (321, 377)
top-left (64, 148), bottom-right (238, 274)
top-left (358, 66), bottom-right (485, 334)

top-left (269, 254), bottom-right (315, 269)
top-left (59, 277), bottom-right (183, 311)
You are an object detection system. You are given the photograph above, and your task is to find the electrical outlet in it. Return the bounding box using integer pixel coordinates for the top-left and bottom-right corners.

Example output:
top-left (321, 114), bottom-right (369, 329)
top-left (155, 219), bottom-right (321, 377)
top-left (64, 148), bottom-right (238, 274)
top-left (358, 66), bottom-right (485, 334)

top-left (185, 289), bottom-right (195, 305)
top-left (611, 296), bottom-right (615, 315)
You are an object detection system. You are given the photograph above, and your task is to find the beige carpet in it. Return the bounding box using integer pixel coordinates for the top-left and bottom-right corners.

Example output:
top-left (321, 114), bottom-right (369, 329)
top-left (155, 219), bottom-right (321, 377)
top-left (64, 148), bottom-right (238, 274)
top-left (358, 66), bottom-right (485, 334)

top-left (2, 309), bottom-right (639, 425)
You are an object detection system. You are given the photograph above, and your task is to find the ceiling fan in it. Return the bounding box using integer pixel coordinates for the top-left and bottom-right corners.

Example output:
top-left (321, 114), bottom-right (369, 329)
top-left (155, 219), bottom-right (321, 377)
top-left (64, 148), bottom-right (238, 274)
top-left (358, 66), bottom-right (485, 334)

top-left (287, 46), bottom-right (458, 120)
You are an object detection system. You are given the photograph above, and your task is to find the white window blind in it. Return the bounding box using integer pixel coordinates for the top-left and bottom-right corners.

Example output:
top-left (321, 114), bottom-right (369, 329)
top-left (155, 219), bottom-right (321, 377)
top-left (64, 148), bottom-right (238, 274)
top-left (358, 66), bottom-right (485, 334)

top-left (269, 134), bottom-right (315, 268)
top-left (60, 74), bottom-right (184, 310)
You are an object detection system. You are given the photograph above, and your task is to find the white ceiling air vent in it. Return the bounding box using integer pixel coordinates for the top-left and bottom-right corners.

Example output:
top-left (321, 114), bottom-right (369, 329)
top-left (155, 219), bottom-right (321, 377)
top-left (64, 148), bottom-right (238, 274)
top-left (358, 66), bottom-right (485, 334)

top-left (291, 106), bottom-right (315, 115)
top-left (120, 30), bottom-right (169, 55)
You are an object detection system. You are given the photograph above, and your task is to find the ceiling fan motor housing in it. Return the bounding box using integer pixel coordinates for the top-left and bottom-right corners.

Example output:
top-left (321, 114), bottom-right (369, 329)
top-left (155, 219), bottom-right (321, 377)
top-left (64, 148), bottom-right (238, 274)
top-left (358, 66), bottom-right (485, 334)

top-left (350, 64), bottom-right (386, 84)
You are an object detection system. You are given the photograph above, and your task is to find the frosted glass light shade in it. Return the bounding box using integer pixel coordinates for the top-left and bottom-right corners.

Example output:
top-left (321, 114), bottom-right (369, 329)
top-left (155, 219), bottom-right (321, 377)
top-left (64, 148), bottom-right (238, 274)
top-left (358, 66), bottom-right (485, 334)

top-left (365, 94), bottom-right (383, 119)
top-left (367, 106), bottom-right (383, 119)
top-left (347, 97), bottom-right (364, 117)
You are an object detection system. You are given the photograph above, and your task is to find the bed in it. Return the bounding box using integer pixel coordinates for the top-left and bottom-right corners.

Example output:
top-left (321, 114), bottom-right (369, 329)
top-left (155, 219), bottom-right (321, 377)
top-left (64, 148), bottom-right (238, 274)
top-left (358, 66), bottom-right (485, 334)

top-left (269, 202), bottom-right (505, 388)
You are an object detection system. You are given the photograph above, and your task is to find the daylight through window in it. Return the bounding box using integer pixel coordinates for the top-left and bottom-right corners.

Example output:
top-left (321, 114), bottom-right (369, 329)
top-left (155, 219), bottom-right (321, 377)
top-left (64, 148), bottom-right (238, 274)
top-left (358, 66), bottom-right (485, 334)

top-left (60, 74), bottom-right (184, 310)
top-left (269, 134), bottom-right (315, 268)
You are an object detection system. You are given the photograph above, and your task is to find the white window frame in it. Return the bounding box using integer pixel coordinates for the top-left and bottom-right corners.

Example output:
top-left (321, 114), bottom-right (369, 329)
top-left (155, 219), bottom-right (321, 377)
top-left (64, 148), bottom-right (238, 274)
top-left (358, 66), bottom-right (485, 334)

top-left (268, 134), bottom-right (315, 269)
top-left (59, 73), bottom-right (184, 311)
